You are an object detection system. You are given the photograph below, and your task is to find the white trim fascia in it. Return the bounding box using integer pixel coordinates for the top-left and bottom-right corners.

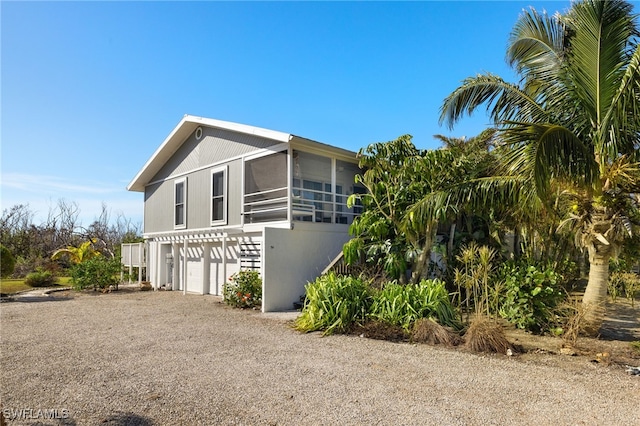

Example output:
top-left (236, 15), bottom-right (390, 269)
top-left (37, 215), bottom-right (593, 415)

top-left (144, 225), bottom-right (244, 239)
top-left (290, 136), bottom-right (358, 163)
top-left (189, 115), bottom-right (292, 144)
top-left (242, 221), bottom-right (292, 233)
top-left (128, 115), bottom-right (193, 192)
top-left (243, 142), bottom-right (290, 161)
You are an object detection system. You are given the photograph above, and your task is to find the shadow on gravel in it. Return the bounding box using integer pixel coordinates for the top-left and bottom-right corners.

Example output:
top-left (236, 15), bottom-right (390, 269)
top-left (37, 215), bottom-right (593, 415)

top-left (600, 301), bottom-right (640, 341)
top-left (0, 295), bottom-right (73, 304)
top-left (21, 412), bottom-right (153, 426)
top-left (98, 412), bottom-right (154, 426)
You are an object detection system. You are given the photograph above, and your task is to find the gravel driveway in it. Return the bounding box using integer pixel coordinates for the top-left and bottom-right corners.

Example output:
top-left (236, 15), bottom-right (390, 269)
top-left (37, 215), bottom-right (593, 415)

top-left (2, 289), bottom-right (639, 425)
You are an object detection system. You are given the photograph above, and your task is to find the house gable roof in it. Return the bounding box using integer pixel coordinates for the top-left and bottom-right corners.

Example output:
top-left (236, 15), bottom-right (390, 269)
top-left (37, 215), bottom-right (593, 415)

top-left (127, 115), bottom-right (358, 192)
top-left (128, 115), bottom-right (358, 192)
top-left (127, 115), bottom-right (291, 192)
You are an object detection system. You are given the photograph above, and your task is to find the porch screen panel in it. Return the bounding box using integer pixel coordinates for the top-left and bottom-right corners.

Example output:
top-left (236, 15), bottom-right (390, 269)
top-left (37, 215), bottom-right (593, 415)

top-left (244, 151), bottom-right (288, 222)
top-left (335, 160), bottom-right (362, 224)
top-left (292, 151), bottom-right (332, 222)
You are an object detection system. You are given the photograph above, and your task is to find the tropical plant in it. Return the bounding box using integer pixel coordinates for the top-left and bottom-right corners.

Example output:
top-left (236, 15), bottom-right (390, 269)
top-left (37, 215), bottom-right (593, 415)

top-left (52, 239), bottom-right (102, 264)
top-left (369, 279), bottom-right (460, 330)
top-left (497, 260), bottom-right (565, 333)
top-left (452, 243), bottom-right (500, 321)
top-left (294, 273), bottom-right (372, 335)
top-left (432, 0), bottom-right (640, 335)
top-left (223, 270), bottom-right (262, 308)
top-left (70, 256), bottom-right (120, 291)
top-left (345, 131), bottom-right (497, 283)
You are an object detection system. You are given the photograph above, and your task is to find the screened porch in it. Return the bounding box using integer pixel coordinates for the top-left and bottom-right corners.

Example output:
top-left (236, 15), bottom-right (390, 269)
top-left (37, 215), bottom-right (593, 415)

top-left (242, 149), bottom-right (363, 225)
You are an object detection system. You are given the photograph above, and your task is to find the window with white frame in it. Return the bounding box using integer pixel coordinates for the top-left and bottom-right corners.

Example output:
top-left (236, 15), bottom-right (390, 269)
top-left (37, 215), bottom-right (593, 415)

top-left (211, 166), bottom-right (227, 225)
top-left (174, 178), bottom-right (186, 228)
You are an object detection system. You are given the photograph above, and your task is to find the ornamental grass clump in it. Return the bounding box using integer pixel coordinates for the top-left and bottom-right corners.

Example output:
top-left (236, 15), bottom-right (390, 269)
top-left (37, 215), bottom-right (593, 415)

top-left (369, 279), bottom-right (460, 330)
top-left (464, 315), bottom-right (514, 354)
top-left (411, 318), bottom-right (461, 346)
top-left (294, 273), bottom-right (371, 335)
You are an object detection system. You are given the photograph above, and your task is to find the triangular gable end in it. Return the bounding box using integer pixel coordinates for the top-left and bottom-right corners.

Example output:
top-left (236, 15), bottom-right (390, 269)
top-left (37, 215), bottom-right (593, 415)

top-left (127, 115), bottom-right (292, 192)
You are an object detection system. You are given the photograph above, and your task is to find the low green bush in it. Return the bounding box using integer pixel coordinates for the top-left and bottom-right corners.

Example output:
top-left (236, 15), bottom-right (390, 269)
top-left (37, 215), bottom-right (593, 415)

top-left (70, 256), bottom-right (120, 291)
top-left (369, 279), bottom-right (460, 330)
top-left (223, 270), bottom-right (262, 308)
top-left (1, 245), bottom-right (15, 278)
top-left (295, 273), bottom-right (372, 335)
top-left (497, 260), bottom-right (565, 333)
top-left (24, 269), bottom-right (57, 287)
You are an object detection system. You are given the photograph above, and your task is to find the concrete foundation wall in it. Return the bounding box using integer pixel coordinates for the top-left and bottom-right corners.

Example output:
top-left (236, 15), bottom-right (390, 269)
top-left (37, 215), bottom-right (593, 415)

top-left (262, 223), bottom-right (350, 312)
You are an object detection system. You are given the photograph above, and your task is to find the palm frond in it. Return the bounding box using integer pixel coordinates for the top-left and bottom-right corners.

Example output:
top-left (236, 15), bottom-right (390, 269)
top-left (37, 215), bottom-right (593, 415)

top-left (508, 7), bottom-right (565, 81)
top-left (602, 43), bottom-right (640, 160)
top-left (405, 175), bottom-right (538, 234)
top-left (564, 0), bottom-right (637, 155)
top-left (499, 122), bottom-right (599, 197)
top-left (439, 74), bottom-right (547, 129)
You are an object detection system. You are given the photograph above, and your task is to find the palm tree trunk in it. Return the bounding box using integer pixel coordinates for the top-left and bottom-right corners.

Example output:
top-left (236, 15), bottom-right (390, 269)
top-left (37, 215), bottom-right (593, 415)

top-left (411, 244), bottom-right (431, 283)
top-left (582, 245), bottom-right (612, 336)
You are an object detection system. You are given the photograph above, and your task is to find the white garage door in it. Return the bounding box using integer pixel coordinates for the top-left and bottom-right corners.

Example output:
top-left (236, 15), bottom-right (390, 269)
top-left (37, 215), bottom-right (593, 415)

top-left (186, 245), bottom-right (202, 293)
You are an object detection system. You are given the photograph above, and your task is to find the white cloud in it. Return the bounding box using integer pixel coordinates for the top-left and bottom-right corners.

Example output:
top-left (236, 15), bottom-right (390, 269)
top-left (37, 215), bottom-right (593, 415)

top-left (1, 173), bottom-right (124, 195)
top-left (1, 173), bottom-right (143, 226)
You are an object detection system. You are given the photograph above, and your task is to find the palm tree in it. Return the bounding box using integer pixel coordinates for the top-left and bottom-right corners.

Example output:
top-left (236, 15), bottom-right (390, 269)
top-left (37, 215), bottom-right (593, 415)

top-left (435, 0), bottom-right (640, 334)
top-left (51, 239), bottom-right (101, 264)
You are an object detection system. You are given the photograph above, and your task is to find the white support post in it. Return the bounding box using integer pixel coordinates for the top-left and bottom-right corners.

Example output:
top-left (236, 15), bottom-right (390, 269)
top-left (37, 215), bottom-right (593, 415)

top-left (222, 235), bottom-right (228, 296)
top-left (202, 242), bottom-right (211, 295)
top-left (155, 242), bottom-right (162, 290)
top-left (127, 245), bottom-right (133, 284)
top-left (138, 242), bottom-right (143, 285)
top-left (172, 242), bottom-right (180, 291)
top-left (183, 239), bottom-right (188, 295)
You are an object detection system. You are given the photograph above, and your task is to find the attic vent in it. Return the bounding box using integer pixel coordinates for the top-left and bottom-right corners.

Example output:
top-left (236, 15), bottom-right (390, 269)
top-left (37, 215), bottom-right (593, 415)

top-left (195, 127), bottom-right (203, 140)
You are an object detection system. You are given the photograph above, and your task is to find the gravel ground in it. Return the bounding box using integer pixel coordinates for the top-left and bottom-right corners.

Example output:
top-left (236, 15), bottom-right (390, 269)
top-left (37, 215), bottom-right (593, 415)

top-left (1, 289), bottom-right (639, 426)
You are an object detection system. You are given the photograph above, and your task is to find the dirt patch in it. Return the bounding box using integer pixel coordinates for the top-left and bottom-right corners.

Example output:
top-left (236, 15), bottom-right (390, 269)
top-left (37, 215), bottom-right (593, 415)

top-left (505, 299), bottom-right (640, 371)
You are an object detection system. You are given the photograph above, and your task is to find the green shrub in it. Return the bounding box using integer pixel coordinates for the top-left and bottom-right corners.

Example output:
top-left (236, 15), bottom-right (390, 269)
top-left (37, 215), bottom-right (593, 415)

top-left (295, 273), bottom-right (372, 335)
top-left (1, 245), bottom-right (16, 278)
top-left (70, 256), bottom-right (120, 291)
top-left (497, 260), bottom-right (565, 333)
top-left (369, 279), bottom-right (460, 330)
top-left (223, 270), bottom-right (262, 308)
top-left (24, 269), bottom-right (57, 287)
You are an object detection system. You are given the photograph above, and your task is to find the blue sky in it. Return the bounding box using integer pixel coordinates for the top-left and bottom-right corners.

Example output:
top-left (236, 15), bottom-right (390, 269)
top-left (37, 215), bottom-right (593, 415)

top-left (2, 0), bottom-right (571, 227)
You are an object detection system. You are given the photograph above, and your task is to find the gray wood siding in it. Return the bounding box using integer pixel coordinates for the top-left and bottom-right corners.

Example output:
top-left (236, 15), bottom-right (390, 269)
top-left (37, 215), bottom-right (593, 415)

top-left (227, 159), bottom-right (242, 226)
top-left (144, 181), bottom-right (173, 233)
top-left (144, 158), bottom-right (243, 234)
top-left (151, 126), bottom-right (281, 183)
top-left (186, 168), bottom-right (210, 229)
